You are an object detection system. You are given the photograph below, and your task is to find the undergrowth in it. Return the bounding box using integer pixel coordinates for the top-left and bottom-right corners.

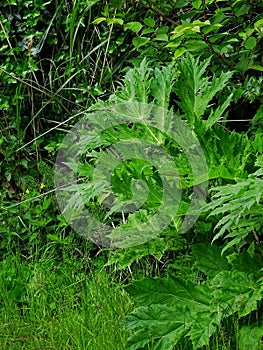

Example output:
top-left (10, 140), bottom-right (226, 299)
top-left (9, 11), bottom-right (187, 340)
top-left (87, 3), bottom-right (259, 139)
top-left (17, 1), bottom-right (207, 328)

top-left (0, 1), bottom-right (262, 350)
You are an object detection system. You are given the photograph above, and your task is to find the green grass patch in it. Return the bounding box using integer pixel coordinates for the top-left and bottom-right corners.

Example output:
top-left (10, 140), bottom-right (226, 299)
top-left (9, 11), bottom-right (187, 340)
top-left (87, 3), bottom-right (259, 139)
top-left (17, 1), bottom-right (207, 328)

top-left (0, 256), bottom-right (133, 349)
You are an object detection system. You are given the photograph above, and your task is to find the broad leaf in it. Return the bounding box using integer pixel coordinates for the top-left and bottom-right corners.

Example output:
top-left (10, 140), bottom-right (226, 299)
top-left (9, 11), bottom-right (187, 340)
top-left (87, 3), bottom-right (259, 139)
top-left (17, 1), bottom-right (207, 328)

top-left (125, 276), bottom-right (221, 349)
top-left (211, 271), bottom-right (263, 317)
top-left (126, 304), bottom-right (191, 350)
top-left (192, 243), bottom-right (231, 277)
top-left (125, 275), bottom-right (211, 307)
top-left (227, 250), bottom-right (263, 277)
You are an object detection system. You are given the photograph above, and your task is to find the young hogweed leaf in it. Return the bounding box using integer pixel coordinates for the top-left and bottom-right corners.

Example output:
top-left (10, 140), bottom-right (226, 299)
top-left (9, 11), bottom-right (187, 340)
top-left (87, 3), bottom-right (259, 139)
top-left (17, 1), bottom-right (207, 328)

top-left (151, 64), bottom-right (177, 110)
top-left (200, 70), bottom-right (232, 124)
top-left (205, 92), bottom-right (233, 130)
top-left (174, 53), bottom-right (232, 129)
top-left (205, 125), bottom-right (251, 180)
top-left (111, 58), bottom-right (153, 103)
top-left (205, 167), bottom-right (263, 251)
top-left (111, 58), bottom-right (178, 109)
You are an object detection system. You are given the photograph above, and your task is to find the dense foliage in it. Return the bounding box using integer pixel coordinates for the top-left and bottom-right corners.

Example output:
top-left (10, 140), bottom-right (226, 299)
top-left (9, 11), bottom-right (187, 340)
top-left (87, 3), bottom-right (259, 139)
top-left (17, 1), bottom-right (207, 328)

top-left (0, 0), bottom-right (262, 349)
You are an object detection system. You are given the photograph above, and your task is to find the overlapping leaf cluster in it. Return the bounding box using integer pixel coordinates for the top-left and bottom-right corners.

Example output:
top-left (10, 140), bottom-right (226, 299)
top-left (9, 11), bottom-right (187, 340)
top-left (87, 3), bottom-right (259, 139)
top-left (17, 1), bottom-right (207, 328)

top-left (125, 243), bottom-right (263, 350)
top-left (207, 156), bottom-right (263, 253)
top-left (60, 54), bottom-right (252, 254)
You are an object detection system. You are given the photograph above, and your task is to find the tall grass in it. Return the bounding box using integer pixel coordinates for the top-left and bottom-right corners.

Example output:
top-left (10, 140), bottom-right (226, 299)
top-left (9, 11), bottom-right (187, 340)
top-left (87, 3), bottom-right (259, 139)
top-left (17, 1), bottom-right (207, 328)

top-left (0, 254), bottom-right (133, 349)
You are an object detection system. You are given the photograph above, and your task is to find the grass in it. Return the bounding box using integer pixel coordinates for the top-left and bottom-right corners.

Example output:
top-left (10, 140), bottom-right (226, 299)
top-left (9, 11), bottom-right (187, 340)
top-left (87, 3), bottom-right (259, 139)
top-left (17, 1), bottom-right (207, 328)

top-left (0, 254), bottom-right (133, 350)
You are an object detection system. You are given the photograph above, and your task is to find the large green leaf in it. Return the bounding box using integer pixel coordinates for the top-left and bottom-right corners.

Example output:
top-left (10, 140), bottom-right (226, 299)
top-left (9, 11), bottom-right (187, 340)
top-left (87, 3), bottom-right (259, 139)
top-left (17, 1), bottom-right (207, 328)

top-left (126, 304), bottom-right (191, 350)
top-left (187, 309), bottom-right (222, 350)
top-left (192, 243), bottom-right (231, 277)
top-left (125, 276), bottom-right (221, 350)
top-left (125, 275), bottom-right (210, 307)
top-left (127, 306), bottom-right (224, 350)
top-left (227, 249), bottom-right (263, 277)
top-left (211, 271), bottom-right (263, 317)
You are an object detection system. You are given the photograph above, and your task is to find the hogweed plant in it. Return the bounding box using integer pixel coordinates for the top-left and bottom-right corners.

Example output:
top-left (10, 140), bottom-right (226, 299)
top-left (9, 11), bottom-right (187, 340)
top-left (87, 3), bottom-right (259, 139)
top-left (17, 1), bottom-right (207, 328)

top-left (55, 53), bottom-right (252, 262)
